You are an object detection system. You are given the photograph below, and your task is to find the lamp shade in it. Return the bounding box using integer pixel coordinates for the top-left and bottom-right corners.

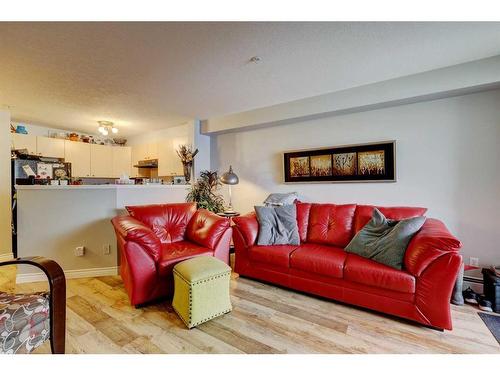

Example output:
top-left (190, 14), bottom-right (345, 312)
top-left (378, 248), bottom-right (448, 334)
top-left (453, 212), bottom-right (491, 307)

top-left (220, 165), bottom-right (239, 185)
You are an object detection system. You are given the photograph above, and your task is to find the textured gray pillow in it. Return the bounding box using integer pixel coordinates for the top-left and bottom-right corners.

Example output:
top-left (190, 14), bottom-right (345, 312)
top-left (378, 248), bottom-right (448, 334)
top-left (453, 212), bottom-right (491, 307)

top-left (263, 192), bottom-right (298, 206)
top-left (255, 205), bottom-right (300, 246)
top-left (345, 208), bottom-right (426, 270)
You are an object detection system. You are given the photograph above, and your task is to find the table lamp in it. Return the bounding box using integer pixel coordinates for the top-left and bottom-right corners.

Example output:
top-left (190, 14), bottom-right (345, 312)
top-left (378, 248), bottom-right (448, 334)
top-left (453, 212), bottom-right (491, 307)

top-left (220, 165), bottom-right (239, 214)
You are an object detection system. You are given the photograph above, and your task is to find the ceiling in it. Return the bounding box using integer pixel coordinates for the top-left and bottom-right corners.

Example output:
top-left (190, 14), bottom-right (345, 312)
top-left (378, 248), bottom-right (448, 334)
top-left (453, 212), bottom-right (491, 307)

top-left (1, 22), bottom-right (500, 136)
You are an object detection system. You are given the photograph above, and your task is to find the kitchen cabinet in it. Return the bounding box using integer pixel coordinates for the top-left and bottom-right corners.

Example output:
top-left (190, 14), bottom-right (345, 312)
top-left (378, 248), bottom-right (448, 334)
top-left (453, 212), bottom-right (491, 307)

top-left (158, 137), bottom-right (185, 176)
top-left (64, 141), bottom-right (91, 177)
top-left (132, 142), bottom-right (158, 161)
top-left (112, 146), bottom-right (131, 177)
top-left (90, 144), bottom-right (113, 178)
top-left (147, 142), bottom-right (158, 160)
top-left (36, 136), bottom-right (65, 158)
top-left (11, 133), bottom-right (37, 155)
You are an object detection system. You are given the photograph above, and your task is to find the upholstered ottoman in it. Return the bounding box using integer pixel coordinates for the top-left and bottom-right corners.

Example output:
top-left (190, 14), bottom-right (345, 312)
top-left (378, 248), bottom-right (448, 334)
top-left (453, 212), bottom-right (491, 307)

top-left (172, 256), bottom-right (232, 329)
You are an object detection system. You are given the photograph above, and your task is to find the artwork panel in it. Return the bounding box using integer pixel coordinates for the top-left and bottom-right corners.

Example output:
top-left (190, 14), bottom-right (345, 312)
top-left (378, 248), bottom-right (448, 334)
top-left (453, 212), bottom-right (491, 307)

top-left (358, 150), bottom-right (385, 176)
top-left (310, 154), bottom-right (332, 176)
top-left (332, 152), bottom-right (357, 176)
top-left (289, 156), bottom-right (310, 177)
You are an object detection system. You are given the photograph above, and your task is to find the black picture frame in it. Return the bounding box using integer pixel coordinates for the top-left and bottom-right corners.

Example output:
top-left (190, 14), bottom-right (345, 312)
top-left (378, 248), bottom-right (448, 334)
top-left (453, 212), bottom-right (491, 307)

top-left (283, 141), bottom-right (396, 183)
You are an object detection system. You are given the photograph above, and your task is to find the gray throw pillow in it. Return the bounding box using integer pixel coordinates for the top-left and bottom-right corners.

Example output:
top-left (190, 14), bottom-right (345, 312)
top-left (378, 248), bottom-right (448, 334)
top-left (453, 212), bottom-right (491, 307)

top-left (263, 192), bottom-right (298, 206)
top-left (255, 205), bottom-right (300, 246)
top-left (345, 208), bottom-right (426, 270)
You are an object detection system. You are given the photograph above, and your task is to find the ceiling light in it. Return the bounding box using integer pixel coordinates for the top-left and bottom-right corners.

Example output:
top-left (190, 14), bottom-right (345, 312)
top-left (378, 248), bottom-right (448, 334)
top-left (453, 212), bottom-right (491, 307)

top-left (97, 121), bottom-right (117, 137)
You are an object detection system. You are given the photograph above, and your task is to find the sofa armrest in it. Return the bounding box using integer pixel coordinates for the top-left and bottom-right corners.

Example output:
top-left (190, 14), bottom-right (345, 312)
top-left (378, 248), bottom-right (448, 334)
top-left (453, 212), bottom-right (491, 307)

top-left (404, 218), bottom-right (461, 277)
top-left (415, 252), bottom-right (462, 330)
top-left (186, 209), bottom-right (231, 250)
top-left (111, 215), bottom-right (162, 262)
top-left (232, 212), bottom-right (258, 248)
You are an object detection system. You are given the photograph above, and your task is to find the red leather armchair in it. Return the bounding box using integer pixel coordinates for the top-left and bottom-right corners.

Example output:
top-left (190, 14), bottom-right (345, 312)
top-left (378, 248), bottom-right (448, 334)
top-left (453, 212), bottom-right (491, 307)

top-left (233, 203), bottom-right (462, 330)
top-left (111, 203), bottom-right (232, 306)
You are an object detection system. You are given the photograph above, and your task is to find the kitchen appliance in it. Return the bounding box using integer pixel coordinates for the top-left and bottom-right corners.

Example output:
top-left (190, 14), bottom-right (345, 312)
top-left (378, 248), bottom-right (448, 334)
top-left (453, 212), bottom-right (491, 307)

top-left (133, 159), bottom-right (158, 168)
top-left (11, 154), bottom-right (71, 256)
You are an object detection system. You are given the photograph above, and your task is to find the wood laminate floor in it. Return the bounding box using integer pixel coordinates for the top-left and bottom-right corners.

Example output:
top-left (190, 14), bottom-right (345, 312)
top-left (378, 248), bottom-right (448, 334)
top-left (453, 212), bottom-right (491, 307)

top-left (1, 264), bottom-right (499, 354)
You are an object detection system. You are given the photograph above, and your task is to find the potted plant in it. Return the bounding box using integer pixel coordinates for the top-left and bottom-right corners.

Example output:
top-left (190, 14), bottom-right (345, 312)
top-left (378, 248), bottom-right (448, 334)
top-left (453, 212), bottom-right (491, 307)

top-left (186, 170), bottom-right (225, 213)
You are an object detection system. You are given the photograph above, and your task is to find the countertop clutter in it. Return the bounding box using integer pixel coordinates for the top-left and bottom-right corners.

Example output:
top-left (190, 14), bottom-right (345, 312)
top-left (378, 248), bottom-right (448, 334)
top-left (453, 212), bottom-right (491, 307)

top-left (15, 184), bottom-right (189, 190)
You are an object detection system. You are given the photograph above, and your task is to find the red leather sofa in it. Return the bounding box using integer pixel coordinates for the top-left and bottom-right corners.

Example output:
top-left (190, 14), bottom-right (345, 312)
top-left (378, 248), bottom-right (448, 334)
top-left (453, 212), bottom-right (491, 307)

top-left (111, 203), bottom-right (232, 306)
top-left (233, 203), bottom-right (462, 330)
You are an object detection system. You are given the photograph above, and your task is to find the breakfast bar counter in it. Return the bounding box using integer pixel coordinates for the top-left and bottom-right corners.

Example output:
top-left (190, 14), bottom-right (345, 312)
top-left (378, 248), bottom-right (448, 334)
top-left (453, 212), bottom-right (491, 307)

top-left (15, 184), bottom-right (191, 282)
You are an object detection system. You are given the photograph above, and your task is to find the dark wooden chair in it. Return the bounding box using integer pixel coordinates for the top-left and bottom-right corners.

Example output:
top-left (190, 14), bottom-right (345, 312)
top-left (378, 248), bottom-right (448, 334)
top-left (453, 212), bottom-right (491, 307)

top-left (0, 256), bottom-right (66, 354)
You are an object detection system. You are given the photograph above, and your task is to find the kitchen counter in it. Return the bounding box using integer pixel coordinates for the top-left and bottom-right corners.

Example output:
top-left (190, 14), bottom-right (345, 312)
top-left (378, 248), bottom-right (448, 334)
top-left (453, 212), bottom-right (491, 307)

top-left (15, 184), bottom-right (190, 190)
top-left (15, 182), bottom-right (191, 283)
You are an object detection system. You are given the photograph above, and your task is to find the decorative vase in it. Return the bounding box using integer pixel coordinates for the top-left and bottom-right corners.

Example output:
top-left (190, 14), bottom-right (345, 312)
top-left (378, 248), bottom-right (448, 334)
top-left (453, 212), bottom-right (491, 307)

top-left (183, 162), bottom-right (192, 183)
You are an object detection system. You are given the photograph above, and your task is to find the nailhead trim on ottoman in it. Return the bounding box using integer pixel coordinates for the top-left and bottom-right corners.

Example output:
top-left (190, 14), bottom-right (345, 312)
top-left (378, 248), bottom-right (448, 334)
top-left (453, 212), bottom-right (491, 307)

top-left (172, 256), bottom-right (232, 329)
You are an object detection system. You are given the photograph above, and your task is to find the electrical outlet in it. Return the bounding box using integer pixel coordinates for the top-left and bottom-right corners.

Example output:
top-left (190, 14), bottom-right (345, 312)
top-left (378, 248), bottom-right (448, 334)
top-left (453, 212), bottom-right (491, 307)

top-left (469, 257), bottom-right (479, 267)
top-left (75, 246), bottom-right (85, 257)
top-left (102, 244), bottom-right (111, 255)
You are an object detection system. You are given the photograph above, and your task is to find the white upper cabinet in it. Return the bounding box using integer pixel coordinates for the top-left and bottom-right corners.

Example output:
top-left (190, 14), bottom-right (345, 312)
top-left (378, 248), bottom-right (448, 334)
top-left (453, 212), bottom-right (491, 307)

top-left (112, 146), bottom-right (131, 177)
top-left (147, 142), bottom-right (158, 160)
top-left (158, 137), bottom-right (186, 176)
top-left (36, 136), bottom-right (65, 158)
top-left (64, 141), bottom-right (91, 178)
top-left (11, 134), bottom-right (37, 155)
top-left (90, 144), bottom-right (113, 178)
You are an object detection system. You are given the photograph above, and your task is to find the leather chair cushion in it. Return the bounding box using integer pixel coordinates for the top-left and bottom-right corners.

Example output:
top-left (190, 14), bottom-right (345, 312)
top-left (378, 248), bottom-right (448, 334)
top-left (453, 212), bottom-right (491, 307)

top-left (290, 243), bottom-right (347, 278)
top-left (186, 209), bottom-right (230, 249)
top-left (307, 203), bottom-right (357, 247)
top-left (126, 203), bottom-right (197, 243)
top-left (248, 245), bottom-right (299, 268)
top-left (158, 241), bottom-right (213, 277)
top-left (344, 253), bottom-right (416, 294)
top-left (353, 205), bottom-right (427, 233)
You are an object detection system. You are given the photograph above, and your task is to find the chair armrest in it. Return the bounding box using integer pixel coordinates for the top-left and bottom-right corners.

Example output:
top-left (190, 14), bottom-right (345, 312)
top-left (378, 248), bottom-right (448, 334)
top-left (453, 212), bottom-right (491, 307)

top-left (404, 218), bottom-right (461, 277)
top-left (232, 212), bottom-right (258, 249)
top-left (111, 215), bottom-right (162, 262)
top-left (186, 209), bottom-right (231, 250)
top-left (0, 256), bottom-right (66, 353)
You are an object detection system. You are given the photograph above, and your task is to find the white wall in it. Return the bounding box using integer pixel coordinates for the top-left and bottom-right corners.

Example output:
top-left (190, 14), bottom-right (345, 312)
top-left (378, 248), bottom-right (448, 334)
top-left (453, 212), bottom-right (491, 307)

top-left (212, 89), bottom-right (500, 267)
top-left (0, 111), bottom-right (12, 259)
top-left (127, 124), bottom-right (189, 146)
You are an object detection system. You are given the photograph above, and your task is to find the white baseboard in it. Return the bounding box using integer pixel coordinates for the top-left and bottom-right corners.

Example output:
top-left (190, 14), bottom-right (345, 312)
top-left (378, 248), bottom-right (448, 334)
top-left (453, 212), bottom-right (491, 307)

top-left (0, 253), bottom-right (14, 262)
top-left (16, 266), bottom-right (119, 284)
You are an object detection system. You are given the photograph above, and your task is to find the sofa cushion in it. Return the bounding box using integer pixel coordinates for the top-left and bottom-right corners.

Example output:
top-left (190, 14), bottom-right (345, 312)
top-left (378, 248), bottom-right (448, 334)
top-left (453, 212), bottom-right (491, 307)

top-left (126, 203), bottom-right (197, 244)
top-left (186, 209), bottom-right (230, 249)
top-left (307, 203), bottom-right (357, 247)
top-left (296, 202), bottom-right (312, 243)
top-left (345, 208), bottom-right (426, 270)
top-left (158, 241), bottom-right (213, 277)
top-left (0, 292), bottom-right (50, 354)
top-left (344, 253), bottom-right (416, 294)
top-left (353, 205), bottom-right (427, 233)
top-left (255, 205), bottom-right (300, 246)
top-left (290, 243), bottom-right (347, 279)
top-left (248, 245), bottom-right (299, 268)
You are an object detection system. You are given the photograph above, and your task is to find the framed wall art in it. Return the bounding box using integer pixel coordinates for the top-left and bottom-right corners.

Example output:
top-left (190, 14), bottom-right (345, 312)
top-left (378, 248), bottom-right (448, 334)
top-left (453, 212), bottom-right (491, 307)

top-left (283, 141), bottom-right (396, 183)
